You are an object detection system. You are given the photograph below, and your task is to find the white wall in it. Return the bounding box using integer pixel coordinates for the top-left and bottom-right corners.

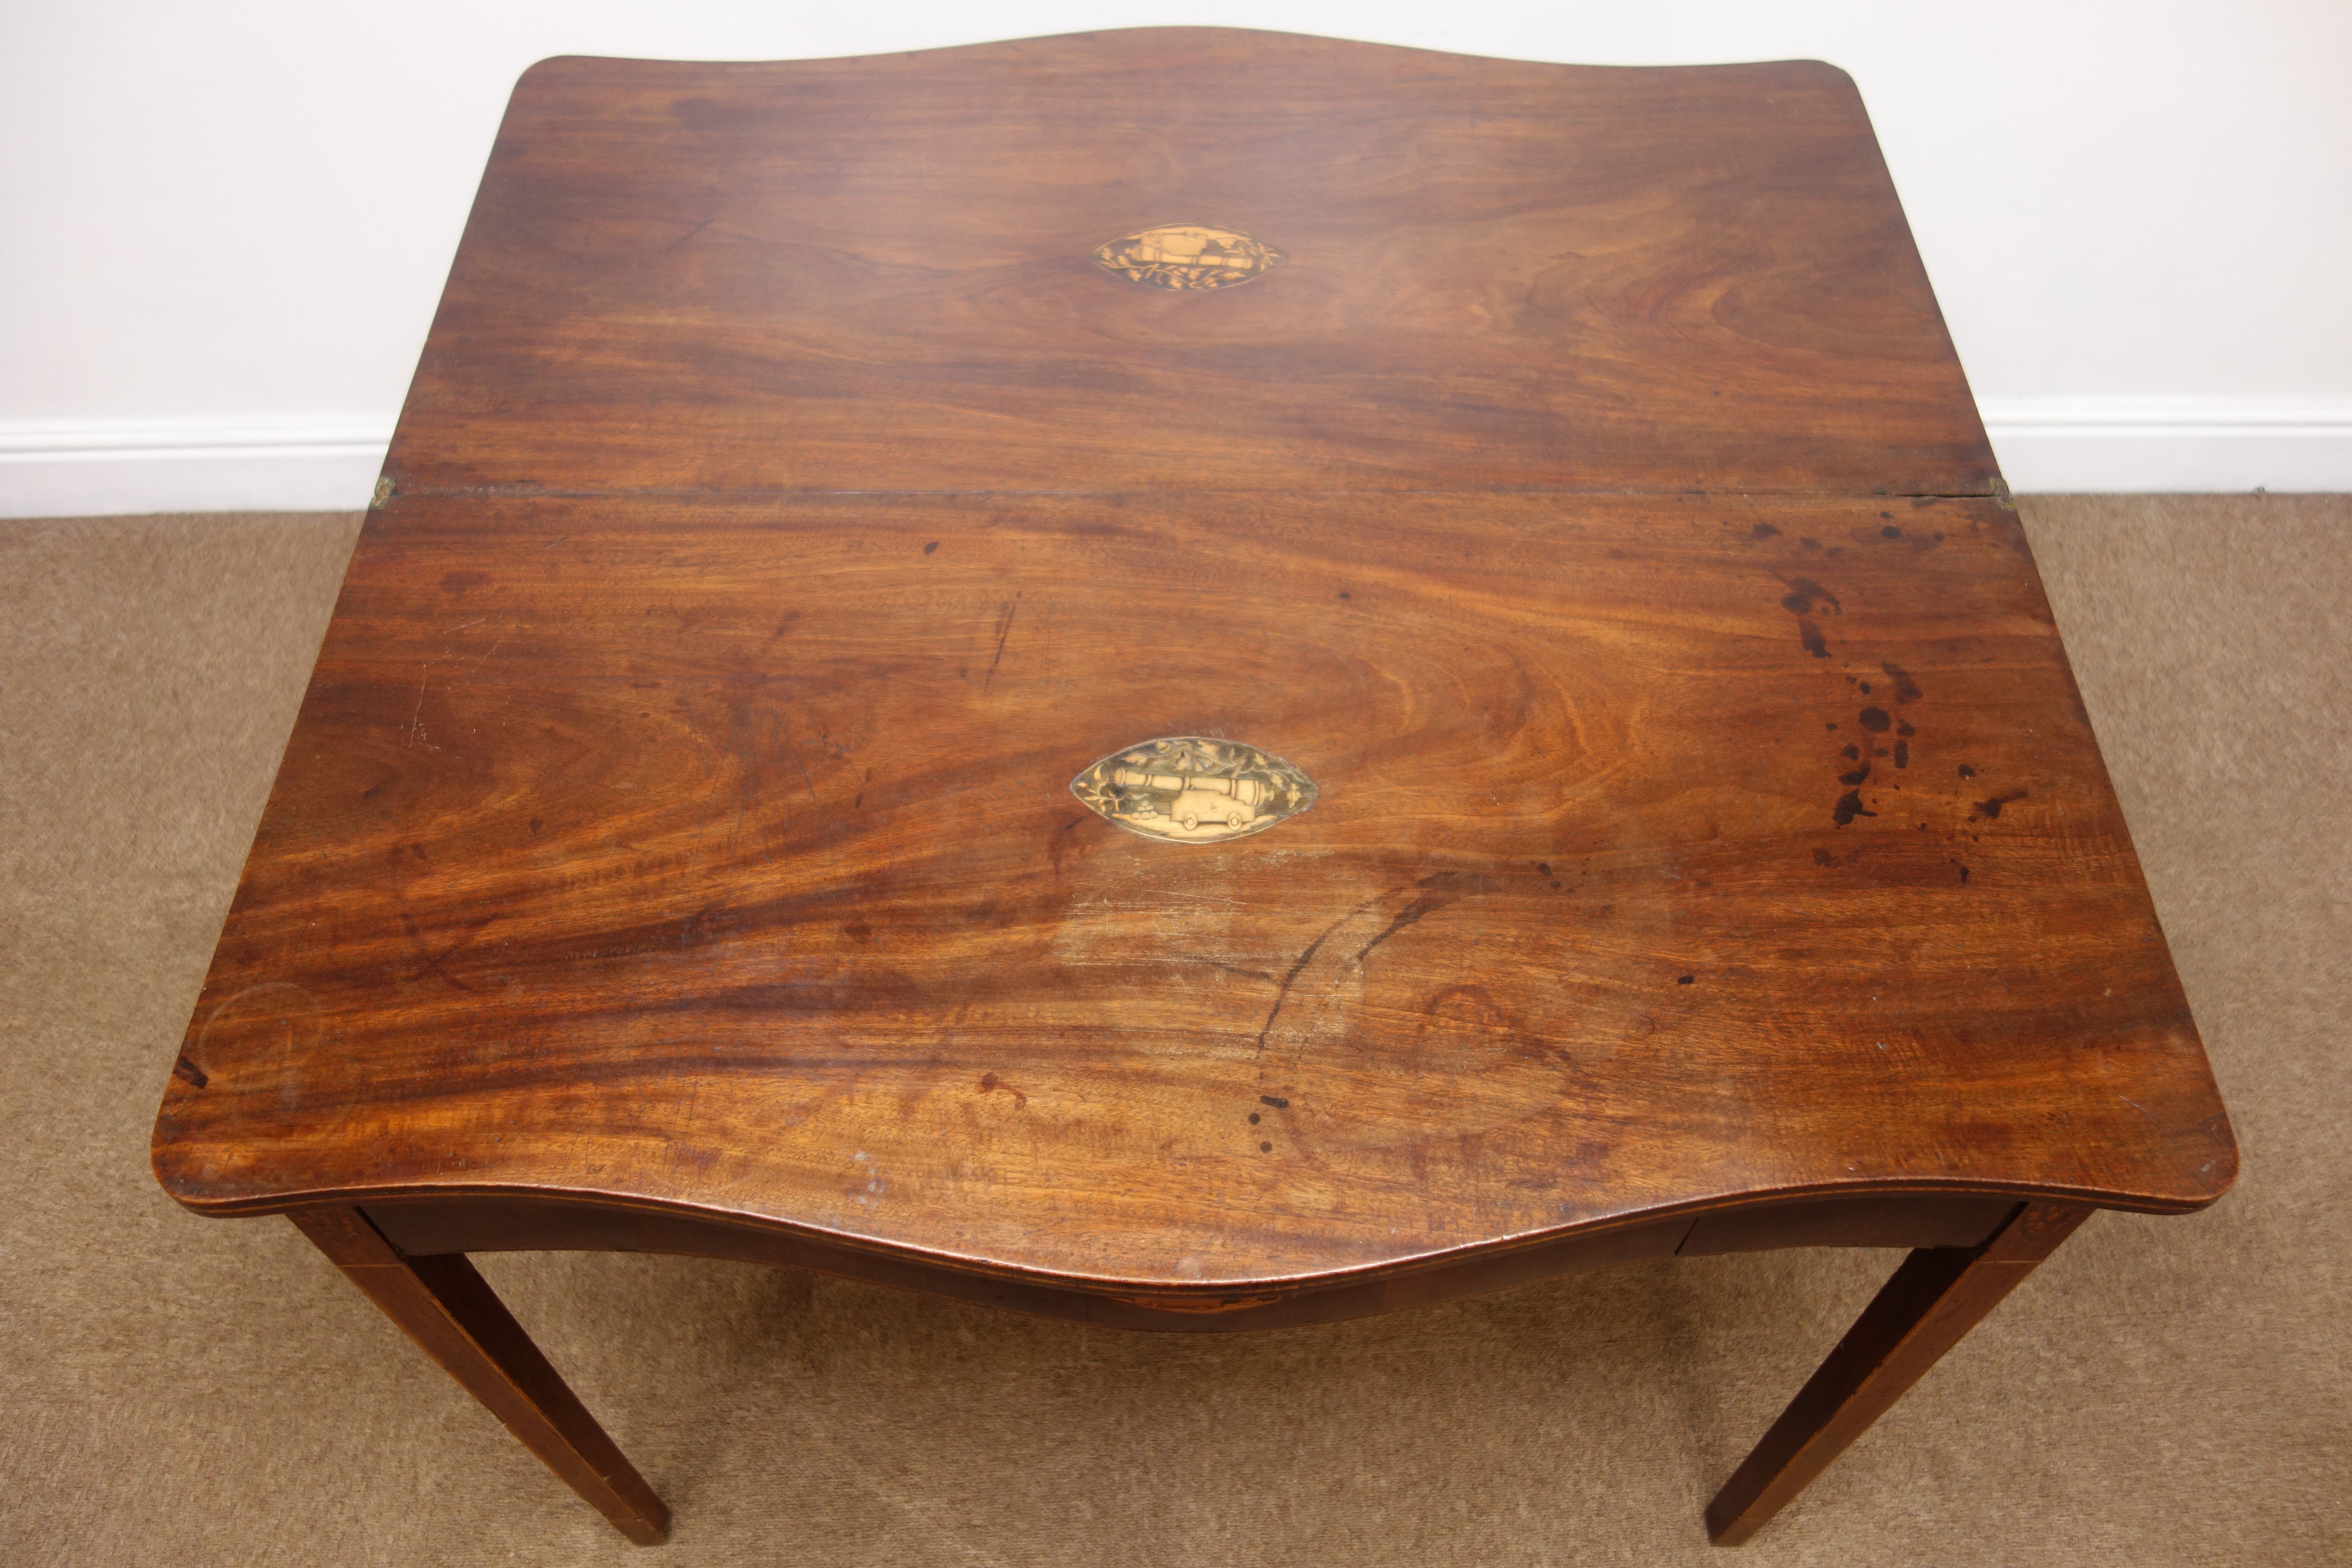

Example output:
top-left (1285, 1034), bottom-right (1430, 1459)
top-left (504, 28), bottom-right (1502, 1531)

top-left (3, 1), bottom-right (2347, 515)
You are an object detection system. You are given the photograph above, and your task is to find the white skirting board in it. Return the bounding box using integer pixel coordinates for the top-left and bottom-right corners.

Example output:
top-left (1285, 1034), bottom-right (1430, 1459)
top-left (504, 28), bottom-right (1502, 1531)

top-left (0, 420), bottom-right (395, 520)
top-left (2, 403), bottom-right (2348, 518)
top-left (1977, 399), bottom-right (2352, 495)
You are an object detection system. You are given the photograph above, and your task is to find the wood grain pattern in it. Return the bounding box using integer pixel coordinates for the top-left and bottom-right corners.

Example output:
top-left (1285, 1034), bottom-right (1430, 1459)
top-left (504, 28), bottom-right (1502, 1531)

top-left (153, 489), bottom-right (2233, 1295)
top-left (384, 33), bottom-right (1994, 498)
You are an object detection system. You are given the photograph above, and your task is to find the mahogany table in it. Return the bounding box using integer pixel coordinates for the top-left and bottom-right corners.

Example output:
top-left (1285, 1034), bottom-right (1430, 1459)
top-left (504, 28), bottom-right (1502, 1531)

top-left (152, 29), bottom-right (2236, 1547)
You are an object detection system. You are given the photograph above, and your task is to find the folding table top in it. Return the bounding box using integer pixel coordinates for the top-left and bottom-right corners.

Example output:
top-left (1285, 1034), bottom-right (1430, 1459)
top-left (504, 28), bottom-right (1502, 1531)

top-left (153, 30), bottom-right (2231, 1293)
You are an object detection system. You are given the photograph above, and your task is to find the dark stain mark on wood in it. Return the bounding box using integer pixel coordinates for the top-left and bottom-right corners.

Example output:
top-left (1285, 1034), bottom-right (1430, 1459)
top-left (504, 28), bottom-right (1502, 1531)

top-left (1259, 1141), bottom-right (1274, 1153)
top-left (399, 911), bottom-right (490, 993)
top-left (1973, 790), bottom-right (2028, 820)
top-left (1859, 707), bottom-right (1891, 732)
top-left (1798, 618), bottom-right (1829, 658)
top-left (1677, 974), bottom-right (1695, 985)
top-left (922, 541), bottom-right (939, 554)
top-left (1182, 956), bottom-right (1274, 983)
top-left (1812, 848), bottom-right (1838, 866)
top-left (1896, 720), bottom-right (1915, 737)
top-left (1833, 790), bottom-right (1875, 826)
top-left (1752, 522), bottom-right (1780, 538)
top-left (1841, 744), bottom-right (1861, 760)
top-left (1957, 864), bottom-right (1971, 885)
top-left (1959, 764), bottom-right (1978, 778)
top-left (759, 612), bottom-right (802, 651)
top-left (1781, 579), bottom-right (1841, 615)
top-left (1840, 764), bottom-right (1871, 786)
top-left (1260, 1095), bottom-right (1289, 1108)
top-left (1248, 1112), bottom-right (1260, 1124)
top-left (663, 215), bottom-right (716, 252)
top-left (172, 1056), bottom-right (208, 1089)
top-left (1879, 663), bottom-right (1923, 703)
top-left (1881, 525), bottom-right (1903, 539)
top-left (978, 1072), bottom-right (1027, 1108)
top-left (1354, 884), bottom-right (1457, 964)
top-left (1893, 740), bottom-right (1909, 768)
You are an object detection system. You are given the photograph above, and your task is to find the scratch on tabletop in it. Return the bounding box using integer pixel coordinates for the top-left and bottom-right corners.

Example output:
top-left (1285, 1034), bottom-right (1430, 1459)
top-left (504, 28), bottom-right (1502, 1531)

top-left (1253, 889), bottom-right (1392, 1054)
top-left (407, 665), bottom-right (439, 750)
top-left (985, 595), bottom-right (1020, 689)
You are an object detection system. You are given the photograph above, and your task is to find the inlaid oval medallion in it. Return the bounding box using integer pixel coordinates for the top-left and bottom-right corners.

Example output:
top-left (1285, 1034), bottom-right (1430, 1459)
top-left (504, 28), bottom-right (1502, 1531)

top-left (1071, 737), bottom-right (1318, 844)
top-left (1090, 225), bottom-right (1287, 291)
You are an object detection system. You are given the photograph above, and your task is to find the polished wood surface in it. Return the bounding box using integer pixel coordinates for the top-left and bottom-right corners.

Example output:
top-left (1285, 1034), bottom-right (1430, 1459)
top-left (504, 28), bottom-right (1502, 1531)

top-left (150, 27), bottom-right (2233, 1545)
top-left (154, 489), bottom-right (2231, 1292)
top-left (386, 32), bottom-right (1994, 498)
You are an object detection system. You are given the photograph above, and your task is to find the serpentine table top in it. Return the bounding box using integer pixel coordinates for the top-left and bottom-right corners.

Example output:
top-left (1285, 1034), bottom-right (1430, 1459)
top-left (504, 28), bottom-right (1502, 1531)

top-left (152, 28), bottom-right (2234, 1547)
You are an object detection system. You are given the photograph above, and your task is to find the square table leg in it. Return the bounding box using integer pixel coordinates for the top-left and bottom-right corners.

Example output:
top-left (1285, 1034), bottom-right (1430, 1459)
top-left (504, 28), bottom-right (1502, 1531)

top-left (1705, 1200), bottom-right (2094, 1545)
top-left (289, 1207), bottom-right (671, 1545)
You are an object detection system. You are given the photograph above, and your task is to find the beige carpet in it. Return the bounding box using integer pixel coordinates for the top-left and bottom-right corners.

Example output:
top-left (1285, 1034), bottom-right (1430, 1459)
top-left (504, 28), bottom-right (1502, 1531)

top-left (0, 496), bottom-right (2343, 1566)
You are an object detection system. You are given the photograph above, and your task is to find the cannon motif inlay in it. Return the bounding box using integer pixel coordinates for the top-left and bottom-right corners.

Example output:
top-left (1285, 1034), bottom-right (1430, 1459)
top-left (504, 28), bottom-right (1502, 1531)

top-left (1071, 737), bottom-right (1318, 844)
top-left (1090, 225), bottom-right (1287, 291)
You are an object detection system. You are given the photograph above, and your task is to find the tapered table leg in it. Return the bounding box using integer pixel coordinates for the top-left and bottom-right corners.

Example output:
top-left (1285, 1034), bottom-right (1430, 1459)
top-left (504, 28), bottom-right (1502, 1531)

top-left (291, 1207), bottom-right (671, 1545)
top-left (1705, 1200), bottom-right (2093, 1547)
